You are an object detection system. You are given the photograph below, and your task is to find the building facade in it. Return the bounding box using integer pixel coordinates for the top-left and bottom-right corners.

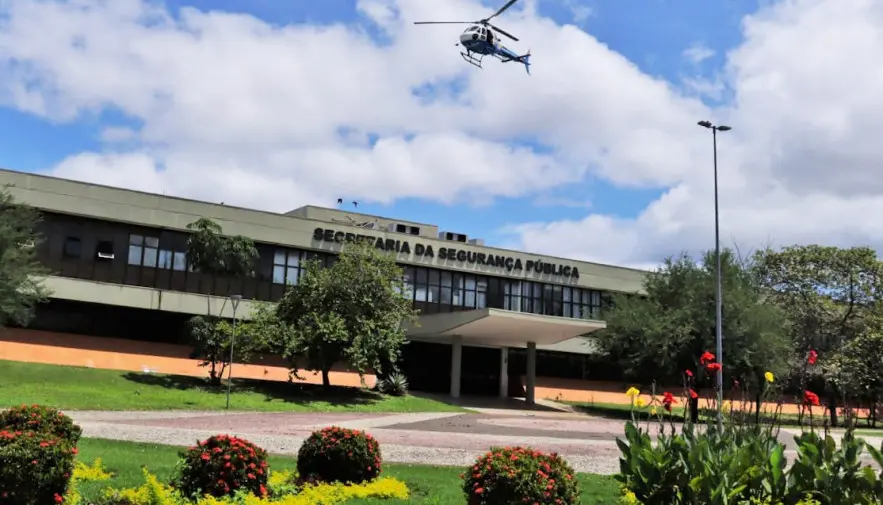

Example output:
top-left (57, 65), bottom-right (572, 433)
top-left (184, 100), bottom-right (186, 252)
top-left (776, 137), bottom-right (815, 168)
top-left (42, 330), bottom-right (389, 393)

top-left (1, 169), bottom-right (648, 403)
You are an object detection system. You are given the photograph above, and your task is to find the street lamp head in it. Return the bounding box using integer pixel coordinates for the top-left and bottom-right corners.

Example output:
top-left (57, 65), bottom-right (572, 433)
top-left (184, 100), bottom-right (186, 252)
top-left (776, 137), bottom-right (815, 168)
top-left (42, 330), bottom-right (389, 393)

top-left (717, 125), bottom-right (732, 131)
top-left (697, 120), bottom-right (712, 128)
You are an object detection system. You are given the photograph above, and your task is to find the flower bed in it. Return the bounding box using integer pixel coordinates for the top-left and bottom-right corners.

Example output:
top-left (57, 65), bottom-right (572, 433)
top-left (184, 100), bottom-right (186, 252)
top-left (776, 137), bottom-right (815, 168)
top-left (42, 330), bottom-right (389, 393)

top-left (57, 428), bottom-right (408, 505)
top-left (616, 350), bottom-right (883, 505)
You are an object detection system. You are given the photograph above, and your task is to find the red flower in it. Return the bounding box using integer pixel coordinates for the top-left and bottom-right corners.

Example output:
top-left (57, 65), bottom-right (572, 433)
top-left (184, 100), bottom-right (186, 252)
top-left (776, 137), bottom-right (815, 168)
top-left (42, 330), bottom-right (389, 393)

top-left (803, 390), bottom-right (820, 407)
top-left (700, 351), bottom-right (716, 365)
top-left (690, 389), bottom-right (698, 400)
top-left (662, 392), bottom-right (677, 411)
top-left (54, 493), bottom-right (63, 503)
top-left (706, 362), bottom-right (722, 373)
top-left (685, 370), bottom-right (693, 378)
top-left (808, 350), bottom-right (818, 365)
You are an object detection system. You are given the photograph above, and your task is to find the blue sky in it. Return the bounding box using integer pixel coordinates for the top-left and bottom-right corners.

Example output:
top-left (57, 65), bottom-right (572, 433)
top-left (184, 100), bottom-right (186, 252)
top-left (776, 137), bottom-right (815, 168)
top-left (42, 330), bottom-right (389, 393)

top-left (0, 0), bottom-right (754, 243)
top-left (5, 0), bottom-right (874, 268)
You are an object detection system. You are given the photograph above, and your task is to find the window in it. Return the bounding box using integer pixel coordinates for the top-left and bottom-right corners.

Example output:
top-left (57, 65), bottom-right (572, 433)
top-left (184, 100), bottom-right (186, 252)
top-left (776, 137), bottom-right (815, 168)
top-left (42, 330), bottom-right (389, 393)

top-left (96, 240), bottom-right (115, 260)
top-left (63, 237), bottom-right (82, 258)
top-left (173, 251), bottom-right (187, 271)
top-left (414, 268), bottom-right (430, 302)
top-left (504, 281), bottom-right (522, 312)
top-left (272, 249), bottom-right (303, 285)
top-left (158, 250), bottom-right (174, 269)
top-left (128, 234), bottom-right (159, 267)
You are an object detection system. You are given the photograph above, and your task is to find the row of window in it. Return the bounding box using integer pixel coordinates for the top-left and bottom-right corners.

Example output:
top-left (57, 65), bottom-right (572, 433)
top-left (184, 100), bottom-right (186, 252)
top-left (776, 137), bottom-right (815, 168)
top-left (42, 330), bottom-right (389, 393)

top-left (61, 233), bottom-right (612, 321)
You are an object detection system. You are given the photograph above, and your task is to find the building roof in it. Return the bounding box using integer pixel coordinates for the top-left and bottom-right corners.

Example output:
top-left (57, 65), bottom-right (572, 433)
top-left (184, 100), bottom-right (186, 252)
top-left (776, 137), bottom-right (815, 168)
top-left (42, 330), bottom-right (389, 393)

top-left (0, 168), bottom-right (648, 294)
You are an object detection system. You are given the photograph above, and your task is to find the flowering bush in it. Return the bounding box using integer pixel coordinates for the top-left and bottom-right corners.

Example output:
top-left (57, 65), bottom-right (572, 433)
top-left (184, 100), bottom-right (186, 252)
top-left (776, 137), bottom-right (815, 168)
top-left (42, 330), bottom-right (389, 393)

top-left (0, 428), bottom-right (77, 505)
top-left (296, 426), bottom-right (381, 485)
top-left (173, 435), bottom-right (269, 499)
top-left (616, 349), bottom-right (883, 505)
top-left (461, 446), bottom-right (580, 505)
top-left (0, 404), bottom-right (82, 445)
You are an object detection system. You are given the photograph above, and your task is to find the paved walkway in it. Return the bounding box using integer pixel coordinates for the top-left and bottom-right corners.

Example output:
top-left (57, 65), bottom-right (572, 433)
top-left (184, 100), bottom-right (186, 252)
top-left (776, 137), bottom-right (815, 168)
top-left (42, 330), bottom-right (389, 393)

top-left (67, 410), bottom-right (882, 475)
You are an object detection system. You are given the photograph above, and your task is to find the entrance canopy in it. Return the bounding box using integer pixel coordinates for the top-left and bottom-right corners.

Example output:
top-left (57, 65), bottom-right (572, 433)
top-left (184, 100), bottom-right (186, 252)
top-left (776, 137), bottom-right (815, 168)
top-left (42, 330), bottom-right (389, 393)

top-left (405, 308), bottom-right (606, 348)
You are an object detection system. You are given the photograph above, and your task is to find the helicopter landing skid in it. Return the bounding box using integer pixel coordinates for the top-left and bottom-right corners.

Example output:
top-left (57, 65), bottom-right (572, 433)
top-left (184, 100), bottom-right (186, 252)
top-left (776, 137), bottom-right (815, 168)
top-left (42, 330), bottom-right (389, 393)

top-left (460, 51), bottom-right (484, 69)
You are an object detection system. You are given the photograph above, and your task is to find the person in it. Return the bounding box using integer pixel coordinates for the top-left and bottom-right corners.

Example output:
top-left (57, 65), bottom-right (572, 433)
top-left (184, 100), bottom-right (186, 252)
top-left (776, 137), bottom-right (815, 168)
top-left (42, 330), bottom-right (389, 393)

top-left (486, 27), bottom-right (494, 47)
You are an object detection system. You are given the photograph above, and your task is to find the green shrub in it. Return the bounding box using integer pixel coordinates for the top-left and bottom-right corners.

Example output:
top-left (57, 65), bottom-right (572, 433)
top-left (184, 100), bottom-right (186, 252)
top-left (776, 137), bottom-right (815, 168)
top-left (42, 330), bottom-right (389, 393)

top-left (377, 373), bottom-right (409, 396)
top-left (616, 350), bottom-right (883, 505)
top-left (173, 434), bottom-right (269, 499)
top-left (0, 404), bottom-right (82, 445)
top-left (461, 446), bottom-right (580, 505)
top-left (0, 429), bottom-right (77, 505)
top-left (296, 426), bottom-right (382, 484)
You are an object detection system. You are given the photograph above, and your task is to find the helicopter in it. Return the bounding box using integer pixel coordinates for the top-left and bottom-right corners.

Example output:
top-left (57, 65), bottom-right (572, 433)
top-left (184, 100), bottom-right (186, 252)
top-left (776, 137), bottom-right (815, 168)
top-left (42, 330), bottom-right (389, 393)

top-left (414, 0), bottom-right (532, 75)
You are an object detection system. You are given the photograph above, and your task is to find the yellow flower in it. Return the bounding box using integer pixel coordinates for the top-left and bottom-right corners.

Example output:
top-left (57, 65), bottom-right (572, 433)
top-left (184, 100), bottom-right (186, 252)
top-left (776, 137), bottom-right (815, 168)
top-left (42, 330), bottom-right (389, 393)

top-left (765, 371), bottom-right (775, 383)
top-left (625, 387), bottom-right (640, 398)
top-left (635, 398), bottom-right (646, 408)
top-left (723, 400), bottom-right (732, 412)
top-left (650, 406), bottom-right (657, 416)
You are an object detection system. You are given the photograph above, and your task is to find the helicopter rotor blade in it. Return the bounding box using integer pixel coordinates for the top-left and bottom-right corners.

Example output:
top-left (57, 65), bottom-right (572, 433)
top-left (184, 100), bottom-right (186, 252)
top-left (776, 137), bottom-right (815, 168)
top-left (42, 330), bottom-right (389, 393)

top-left (414, 21), bottom-right (478, 25)
top-left (487, 0), bottom-right (519, 21)
top-left (487, 22), bottom-right (519, 41)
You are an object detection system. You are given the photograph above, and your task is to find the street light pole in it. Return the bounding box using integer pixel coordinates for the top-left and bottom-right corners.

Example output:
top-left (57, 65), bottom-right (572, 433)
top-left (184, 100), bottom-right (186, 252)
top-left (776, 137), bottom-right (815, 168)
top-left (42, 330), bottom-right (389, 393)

top-left (225, 294), bottom-right (242, 410)
top-left (697, 120), bottom-right (731, 430)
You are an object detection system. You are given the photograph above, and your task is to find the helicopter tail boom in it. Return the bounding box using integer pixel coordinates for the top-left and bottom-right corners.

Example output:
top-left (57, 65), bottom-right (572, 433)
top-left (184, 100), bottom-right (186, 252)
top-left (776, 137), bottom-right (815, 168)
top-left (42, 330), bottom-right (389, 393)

top-left (500, 50), bottom-right (531, 75)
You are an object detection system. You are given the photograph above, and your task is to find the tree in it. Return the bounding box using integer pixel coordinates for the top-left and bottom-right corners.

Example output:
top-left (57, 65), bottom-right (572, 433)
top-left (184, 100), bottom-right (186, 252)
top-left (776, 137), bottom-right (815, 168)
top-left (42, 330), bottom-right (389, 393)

top-left (824, 326), bottom-right (883, 427)
top-left (597, 249), bottom-right (791, 410)
top-left (0, 188), bottom-right (50, 328)
top-left (276, 239), bottom-right (419, 387)
top-left (186, 302), bottom-right (287, 385)
top-left (753, 245), bottom-right (883, 425)
top-left (183, 217), bottom-right (260, 382)
top-left (185, 218), bottom-right (258, 278)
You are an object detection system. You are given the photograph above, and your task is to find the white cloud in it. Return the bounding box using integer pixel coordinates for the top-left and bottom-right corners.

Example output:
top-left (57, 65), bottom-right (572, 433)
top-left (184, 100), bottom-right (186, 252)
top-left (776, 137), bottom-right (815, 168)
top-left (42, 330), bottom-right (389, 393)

top-left (502, 0), bottom-right (883, 268)
top-left (0, 0), bottom-right (881, 271)
top-left (683, 42), bottom-right (715, 65)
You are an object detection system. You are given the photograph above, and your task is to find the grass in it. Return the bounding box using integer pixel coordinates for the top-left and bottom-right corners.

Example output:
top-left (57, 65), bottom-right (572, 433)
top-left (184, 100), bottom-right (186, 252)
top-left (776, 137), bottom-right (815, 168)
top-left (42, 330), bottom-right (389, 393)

top-left (76, 438), bottom-right (621, 504)
top-left (565, 400), bottom-right (883, 432)
top-left (0, 360), bottom-right (463, 413)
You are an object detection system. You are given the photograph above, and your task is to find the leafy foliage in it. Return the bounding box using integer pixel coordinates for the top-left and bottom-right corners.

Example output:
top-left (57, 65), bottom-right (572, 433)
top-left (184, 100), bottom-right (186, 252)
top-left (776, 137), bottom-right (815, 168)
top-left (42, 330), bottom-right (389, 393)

top-left (753, 245), bottom-right (883, 355)
top-left (186, 315), bottom-right (248, 385)
top-left (296, 426), bottom-right (382, 485)
top-left (461, 446), bottom-right (580, 505)
top-left (376, 372), bottom-right (409, 397)
top-left (0, 404), bottom-right (82, 445)
top-left (185, 218), bottom-right (258, 278)
top-left (753, 245), bottom-right (883, 425)
top-left (173, 435), bottom-right (269, 499)
top-left (277, 239), bottom-right (418, 387)
top-left (598, 249), bottom-right (791, 389)
top-left (0, 428), bottom-right (77, 505)
top-left (0, 187), bottom-right (50, 329)
top-left (185, 302), bottom-right (288, 385)
top-left (617, 355), bottom-right (883, 505)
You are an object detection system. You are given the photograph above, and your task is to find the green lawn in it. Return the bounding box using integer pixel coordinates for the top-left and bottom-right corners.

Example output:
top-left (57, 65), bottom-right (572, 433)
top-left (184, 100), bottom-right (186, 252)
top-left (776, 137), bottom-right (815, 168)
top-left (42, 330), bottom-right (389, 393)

top-left (76, 439), bottom-right (620, 504)
top-left (0, 361), bottom-right (462, 413)
top-left (566, 400), bottom-right (883, 432)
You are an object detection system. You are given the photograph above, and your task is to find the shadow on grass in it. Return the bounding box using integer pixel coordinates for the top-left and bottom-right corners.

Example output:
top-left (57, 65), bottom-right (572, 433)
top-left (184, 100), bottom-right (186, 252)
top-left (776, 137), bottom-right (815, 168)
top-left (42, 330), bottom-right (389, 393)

top-left (121, 372), bottom-right (385, 408)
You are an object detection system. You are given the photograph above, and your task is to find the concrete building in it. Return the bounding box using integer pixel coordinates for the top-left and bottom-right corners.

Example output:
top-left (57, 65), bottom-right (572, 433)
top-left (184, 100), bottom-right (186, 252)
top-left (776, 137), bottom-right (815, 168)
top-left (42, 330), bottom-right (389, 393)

top-left (1, 169), bottom-right (647, 403)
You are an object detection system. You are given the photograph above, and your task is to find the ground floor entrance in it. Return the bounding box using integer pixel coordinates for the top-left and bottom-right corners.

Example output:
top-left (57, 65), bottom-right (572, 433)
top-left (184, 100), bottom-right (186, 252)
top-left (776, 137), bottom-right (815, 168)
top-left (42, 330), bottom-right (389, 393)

top-left (404, 308), bottom-right (605, 404)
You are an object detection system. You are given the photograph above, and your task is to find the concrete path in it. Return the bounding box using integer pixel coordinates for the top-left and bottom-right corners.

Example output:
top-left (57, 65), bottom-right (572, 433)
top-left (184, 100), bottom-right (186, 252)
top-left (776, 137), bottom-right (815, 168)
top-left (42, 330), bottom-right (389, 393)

top-left (68, 410), bottom-right (880, 475)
